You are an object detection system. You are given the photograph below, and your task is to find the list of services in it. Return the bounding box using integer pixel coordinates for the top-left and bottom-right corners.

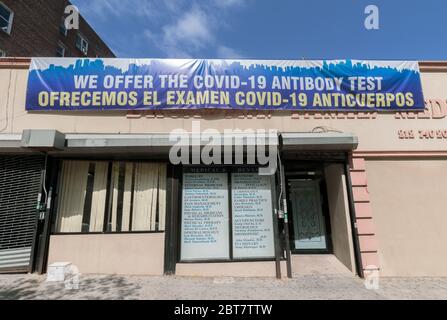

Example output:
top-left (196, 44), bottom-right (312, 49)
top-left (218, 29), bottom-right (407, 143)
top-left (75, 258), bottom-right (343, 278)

top-left (181, 172), bottom-right (229, 261)
top-left (231, 173), bottom-right (275, 259)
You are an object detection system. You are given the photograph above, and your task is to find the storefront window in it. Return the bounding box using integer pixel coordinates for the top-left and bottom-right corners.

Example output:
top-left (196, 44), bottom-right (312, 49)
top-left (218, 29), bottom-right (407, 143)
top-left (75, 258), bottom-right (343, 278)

top-left (55, 160), bottom-right (166, 233)
top-left (180, 167), bottom-right (275, 262)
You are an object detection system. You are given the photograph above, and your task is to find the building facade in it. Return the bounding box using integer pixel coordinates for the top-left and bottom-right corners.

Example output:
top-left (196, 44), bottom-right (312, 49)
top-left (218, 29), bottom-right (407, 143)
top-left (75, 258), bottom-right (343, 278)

top-left (0, 58), bottom-right (446, 278)
top-left (0, 0), bottom-right (115, 58)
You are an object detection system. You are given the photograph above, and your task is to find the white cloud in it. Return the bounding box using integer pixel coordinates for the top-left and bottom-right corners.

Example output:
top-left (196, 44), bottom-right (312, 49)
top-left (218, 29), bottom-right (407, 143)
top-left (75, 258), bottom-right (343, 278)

top-left (145, 6), bottom-right (216, 57)
top-left (164, 8), bottom-right (213, 49)
top-left (73, 0), bottom-right (247, 58)
top-left (163, 0), bottom-right (188, 13)
top-left (216, 45), bottom-right (245, 59)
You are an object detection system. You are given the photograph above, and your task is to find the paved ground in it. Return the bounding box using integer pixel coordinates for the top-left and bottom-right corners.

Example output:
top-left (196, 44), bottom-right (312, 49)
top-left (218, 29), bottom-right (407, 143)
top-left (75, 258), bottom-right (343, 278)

top-left (1, 273), bottom-right (447, 300)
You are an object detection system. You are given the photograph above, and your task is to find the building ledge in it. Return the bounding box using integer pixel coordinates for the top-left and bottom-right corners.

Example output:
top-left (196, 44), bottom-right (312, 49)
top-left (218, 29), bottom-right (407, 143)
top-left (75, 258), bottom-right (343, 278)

top-left (0, 57), bottom-right (31, 69)
top-left (0, 132), bottom-right (358, 157)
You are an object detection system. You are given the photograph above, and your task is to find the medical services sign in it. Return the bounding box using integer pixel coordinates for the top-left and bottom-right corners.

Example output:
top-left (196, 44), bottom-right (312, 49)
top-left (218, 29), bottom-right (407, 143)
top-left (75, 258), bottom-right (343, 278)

top-left (25, 58), bottom-right (424, 112)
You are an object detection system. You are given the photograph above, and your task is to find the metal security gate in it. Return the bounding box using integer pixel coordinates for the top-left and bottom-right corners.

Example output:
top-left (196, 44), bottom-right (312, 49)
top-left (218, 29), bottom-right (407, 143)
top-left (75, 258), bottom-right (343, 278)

top-left (0, 155), bottom-right (44, 273)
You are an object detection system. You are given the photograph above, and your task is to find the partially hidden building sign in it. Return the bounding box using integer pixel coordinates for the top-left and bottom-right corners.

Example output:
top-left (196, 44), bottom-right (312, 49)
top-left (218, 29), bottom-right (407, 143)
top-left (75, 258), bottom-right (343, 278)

top-left (26, 58), bottom-right (425, 112)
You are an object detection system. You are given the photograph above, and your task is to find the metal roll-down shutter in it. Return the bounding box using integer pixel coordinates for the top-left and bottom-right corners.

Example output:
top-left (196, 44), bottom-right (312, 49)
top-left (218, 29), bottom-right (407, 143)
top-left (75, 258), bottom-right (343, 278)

top-left (0, 155), bottom-right (44, 273)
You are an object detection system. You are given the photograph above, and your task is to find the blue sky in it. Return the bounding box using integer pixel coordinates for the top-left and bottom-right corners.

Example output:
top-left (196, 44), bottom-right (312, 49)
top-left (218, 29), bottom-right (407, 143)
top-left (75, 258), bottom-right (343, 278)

top-left (71, 0), bottom-right (447, 60)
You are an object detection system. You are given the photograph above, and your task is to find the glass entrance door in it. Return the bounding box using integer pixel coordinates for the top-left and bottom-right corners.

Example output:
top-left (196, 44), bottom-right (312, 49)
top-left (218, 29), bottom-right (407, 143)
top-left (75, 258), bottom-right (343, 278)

top-left (288, 179), bottom-right (329, 251)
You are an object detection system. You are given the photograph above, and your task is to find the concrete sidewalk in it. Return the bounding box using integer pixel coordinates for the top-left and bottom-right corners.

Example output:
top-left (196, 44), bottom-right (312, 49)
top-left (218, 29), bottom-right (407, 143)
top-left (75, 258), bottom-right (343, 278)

top-left (1, 274), bottom-right (447, 300)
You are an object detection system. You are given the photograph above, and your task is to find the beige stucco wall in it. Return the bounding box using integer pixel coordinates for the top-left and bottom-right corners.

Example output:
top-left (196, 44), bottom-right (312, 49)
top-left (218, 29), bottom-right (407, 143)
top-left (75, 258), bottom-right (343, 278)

top-left (366, 159), bottom-right (447, 276)
top-left (420, 72), bottom-right (447, 99)
top-left (1, 68), bottom-right (447, 153)
top-left (47, 233), bottom-right (165, 275)
top-left (324, 164), bottom-right (356, 273)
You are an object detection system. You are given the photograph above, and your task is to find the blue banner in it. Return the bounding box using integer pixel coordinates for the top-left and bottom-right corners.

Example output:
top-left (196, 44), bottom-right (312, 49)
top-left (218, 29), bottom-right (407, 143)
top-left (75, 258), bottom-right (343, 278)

top-left (26, 58), bottom-right (424, 111)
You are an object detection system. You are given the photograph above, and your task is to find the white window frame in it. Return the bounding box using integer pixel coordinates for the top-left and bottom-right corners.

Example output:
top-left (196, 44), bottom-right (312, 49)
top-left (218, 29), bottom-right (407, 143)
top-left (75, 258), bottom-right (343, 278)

top-left (56, 42), bottom-right (66, 57)
top-left (0, 48), bottom-right (6, 57)
top-left (76, 33), bottom-right (89, 56)
top-left (0, 1), bottom-right (14, 35)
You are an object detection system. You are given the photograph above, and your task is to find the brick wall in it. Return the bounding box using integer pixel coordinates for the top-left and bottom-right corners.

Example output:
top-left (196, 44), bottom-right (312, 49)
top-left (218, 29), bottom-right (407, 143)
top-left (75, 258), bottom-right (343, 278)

top-left (0, 0), bottom-right (114, 57)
